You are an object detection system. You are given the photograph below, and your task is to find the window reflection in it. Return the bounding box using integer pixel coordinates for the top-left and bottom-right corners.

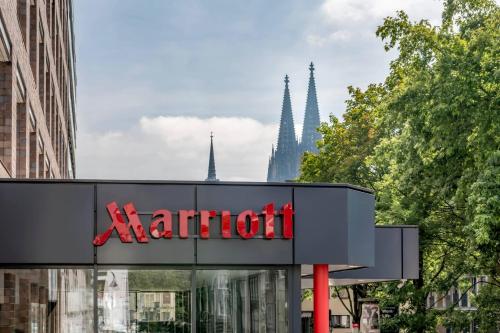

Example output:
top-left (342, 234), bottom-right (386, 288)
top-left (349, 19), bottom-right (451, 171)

top-left (0, 269), bottom-right (94, 333)
top-left (196, 269), bottom-right (288, 333)
top-left (1, 268), bottom-right (289, 332)
top-left (97, 269), bottom-right (191, 333)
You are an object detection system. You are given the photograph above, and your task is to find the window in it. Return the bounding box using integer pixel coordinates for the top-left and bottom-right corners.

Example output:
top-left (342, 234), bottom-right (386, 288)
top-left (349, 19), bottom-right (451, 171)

top-left (445, 291), bottom-right (452, 307)
top-left (16, 65), bottom-right (26, 102)
top-left (2, 268), bottom-right (290, 332)
top-left (37, 137), bottom-right (44, 178)
top-left (0, 268), bottom-right (94, 333)
top-left (196, 269), bottom-right (288, 332)
top-left (0, 10), bottom-right (11, 61)
top-left (427, 293), bottom-right (434, 308)
top-left (98, 269), bottom-right (192, 332)
top-left (452, 288), bottom-right (459, 303)
top-left (16, 0), bottom-right (28, 46)
top-left (460, 290), bottom-right (469, 308)
top-left (332, 315), bottom-right (350, 328)
top-left (44, 155), bottom-right (50, 178)
top-left (29, 1), bottom-right (37, 76)
top-left (301, 311), bottom-right (313, 333)
top-left (28, 104), bottom-right (37, 178)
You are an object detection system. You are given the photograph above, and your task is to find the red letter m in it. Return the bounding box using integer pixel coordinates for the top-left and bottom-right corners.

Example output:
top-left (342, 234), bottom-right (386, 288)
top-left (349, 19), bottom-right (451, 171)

top-left (93, 202), bottom-right (149, 246)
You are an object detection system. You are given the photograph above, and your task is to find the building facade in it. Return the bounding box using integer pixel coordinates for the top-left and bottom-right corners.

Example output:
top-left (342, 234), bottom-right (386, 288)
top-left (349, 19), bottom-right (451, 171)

top-left (0, 0), bottom-right (76, 179)
top-left (0, 179), bottom-right (419, 332)
top-left (267, 62), bottom-right (321, 182)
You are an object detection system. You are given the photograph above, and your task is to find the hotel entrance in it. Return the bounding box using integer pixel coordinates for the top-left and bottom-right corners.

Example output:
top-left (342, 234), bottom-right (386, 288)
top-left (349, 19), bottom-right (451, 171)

top-left (98, 268), bottom-right (289, 332)
top-left (97, 269), bottom-right (191, 332)
top-left (1, 267), bottom-right (289, 333)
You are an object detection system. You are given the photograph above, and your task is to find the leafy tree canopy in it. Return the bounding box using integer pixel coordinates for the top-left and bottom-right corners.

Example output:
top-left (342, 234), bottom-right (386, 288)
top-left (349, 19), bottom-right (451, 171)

top-left (300, 0), bottom-right (499, 331)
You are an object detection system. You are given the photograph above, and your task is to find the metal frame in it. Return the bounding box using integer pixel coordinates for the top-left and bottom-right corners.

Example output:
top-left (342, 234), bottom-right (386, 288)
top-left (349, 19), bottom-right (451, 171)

top-left (0, 178), bottom-right (373, 194)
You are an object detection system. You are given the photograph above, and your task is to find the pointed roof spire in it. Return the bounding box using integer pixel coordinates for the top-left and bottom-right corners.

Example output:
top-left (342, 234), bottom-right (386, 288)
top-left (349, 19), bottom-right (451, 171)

top-left (205, 132), bottom-right (218, 181)
top-left (266, 74), bottom-right (299, 182)
top-left (301, 62), bottom-right (321, 153)
top-left (276, 74), bottom-right (297, 153)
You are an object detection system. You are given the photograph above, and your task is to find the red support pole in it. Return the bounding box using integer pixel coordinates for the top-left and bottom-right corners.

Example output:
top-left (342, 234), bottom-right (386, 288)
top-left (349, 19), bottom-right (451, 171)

top-left (314, 264), bottom-right (330, 333)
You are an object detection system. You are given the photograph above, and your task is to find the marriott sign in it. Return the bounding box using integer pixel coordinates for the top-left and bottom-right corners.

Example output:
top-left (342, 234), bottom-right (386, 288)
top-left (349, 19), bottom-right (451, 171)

top-left (93, 202), bottom-right (294, 246)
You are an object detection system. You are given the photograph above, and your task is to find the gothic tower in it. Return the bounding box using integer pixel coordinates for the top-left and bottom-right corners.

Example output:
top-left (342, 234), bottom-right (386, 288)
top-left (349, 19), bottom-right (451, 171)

top-left (267, 63), bottom-right (321, 182)
top-left (267, 75), bottom-right (299, 182)
top-left (300, 62), bottom-right (321, 154)
top-left (205, 132), bottom-right (218, 181)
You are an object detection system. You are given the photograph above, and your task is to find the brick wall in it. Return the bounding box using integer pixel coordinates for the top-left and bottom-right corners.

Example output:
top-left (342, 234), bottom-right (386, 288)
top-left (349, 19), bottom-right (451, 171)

top-left (0, 0), bottom-right (76, 179)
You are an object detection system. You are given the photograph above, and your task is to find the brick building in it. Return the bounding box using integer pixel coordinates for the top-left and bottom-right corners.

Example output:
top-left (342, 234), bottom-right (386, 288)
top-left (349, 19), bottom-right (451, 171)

top-left (0, 0), bottom-right (76, 179)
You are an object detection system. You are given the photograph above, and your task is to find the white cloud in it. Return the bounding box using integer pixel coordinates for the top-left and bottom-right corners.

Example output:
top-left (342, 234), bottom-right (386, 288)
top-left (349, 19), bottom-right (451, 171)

top-left (307, 30), bottom-right (352, 46)
top-left (307, 0), bottom-right (442, 46)
top-left (76, 116), bottom-right (278, 182)
top-left (320, 0), bottom-right (442, 25)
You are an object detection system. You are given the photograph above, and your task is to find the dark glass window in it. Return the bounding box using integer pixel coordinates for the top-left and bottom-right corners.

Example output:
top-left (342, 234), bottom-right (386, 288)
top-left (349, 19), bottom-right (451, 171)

top-left (461, 290), bottom-right (469, 307)
top-left (332, 314), bottom-right (350, 328)
top-left (301, 311), bottom-right (313, 333)
top-left (196, 269), bottom-right (288, 333)
top-left (97, 269), bottom-right (191, 333)
top-left (452, 288), bottom-right (459, 303)
top-left (2, 267), bottom-right (289, 332)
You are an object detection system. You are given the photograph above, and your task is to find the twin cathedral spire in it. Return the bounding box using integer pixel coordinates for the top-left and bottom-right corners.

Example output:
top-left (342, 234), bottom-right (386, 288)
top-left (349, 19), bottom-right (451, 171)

top-left (205, 62), bottom-right (321, 182)
top-left (267, 62), bottom-right (321, 182)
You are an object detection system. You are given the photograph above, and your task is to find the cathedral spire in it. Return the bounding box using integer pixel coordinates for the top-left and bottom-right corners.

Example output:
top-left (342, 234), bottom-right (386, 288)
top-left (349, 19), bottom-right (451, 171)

top-left (205, 132), bottom-right (218, 181)
top-left (300, 62), bottom-right (321, 153)
top-left (276, 75), bottom-right (297, 153)
top-left (267, 75), bottom-right (299, 182)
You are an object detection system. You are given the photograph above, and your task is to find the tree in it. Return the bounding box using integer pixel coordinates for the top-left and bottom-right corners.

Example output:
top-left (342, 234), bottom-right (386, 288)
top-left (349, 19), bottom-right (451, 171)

top-left (300, 0), bottom-right (499, 331)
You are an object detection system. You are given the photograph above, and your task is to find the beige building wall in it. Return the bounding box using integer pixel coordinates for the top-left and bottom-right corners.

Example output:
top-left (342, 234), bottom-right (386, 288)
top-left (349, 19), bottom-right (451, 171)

top-left (0, 0), bottom-right (76, 179)
top-left (302, 290), bottom-right (354, 333)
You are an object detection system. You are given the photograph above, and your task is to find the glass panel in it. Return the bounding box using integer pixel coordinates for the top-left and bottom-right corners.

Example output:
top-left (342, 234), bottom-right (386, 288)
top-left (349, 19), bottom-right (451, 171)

top-left (460, 290), bottom-right (468, 307)
top-left (332, 315), bottom-right (350, 328)
top-left (97, 269), bottom-right (191, 333)
top-left (301, 312), bottom-right (313, 333)
top-left (196, 269), bottom-right (288, 333)
top-left (0, 268), bottom-right (94, 333)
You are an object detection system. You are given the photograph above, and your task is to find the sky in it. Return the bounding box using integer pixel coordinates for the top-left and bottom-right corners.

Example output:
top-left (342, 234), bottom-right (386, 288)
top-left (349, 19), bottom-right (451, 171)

top-left (74, 0), bottom-right (443, 181)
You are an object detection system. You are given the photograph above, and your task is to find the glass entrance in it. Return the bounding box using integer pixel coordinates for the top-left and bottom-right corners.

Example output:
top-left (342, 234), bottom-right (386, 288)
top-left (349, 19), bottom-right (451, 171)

top-left (1, 268), bottom-right (289, 333)
top-left (97, 269), bottom-right (192, 333)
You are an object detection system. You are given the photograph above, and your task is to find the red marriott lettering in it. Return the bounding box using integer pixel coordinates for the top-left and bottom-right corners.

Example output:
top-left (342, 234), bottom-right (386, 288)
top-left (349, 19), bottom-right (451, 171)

top-left (93, 202), bottom-right (294, 246)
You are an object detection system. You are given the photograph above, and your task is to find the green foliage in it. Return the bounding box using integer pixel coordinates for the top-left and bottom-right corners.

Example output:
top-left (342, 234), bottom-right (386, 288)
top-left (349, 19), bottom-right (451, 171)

top-left (300, 0), bottom-right (499, 331)
top-left (300, 84), bottom-right (385, 188)
top-left (302, 288), bottom-right (313, 301)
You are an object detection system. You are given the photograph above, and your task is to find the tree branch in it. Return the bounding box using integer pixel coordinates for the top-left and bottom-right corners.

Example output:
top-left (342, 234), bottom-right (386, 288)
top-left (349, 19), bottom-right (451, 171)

top-left (334, 286), bottom-right (355, 317)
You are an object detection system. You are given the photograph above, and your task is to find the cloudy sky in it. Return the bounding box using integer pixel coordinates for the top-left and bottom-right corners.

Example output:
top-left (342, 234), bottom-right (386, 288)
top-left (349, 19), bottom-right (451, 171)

top-left (74, 0), bottom-right (442, 181)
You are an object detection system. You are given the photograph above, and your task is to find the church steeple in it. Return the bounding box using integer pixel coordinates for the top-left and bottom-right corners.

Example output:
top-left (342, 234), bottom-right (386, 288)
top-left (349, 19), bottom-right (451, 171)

top-left (276, 75), bottom-right (298, 153)
top-left (267, 75), bottom-right (299, 182)
top-left (300, 62), bottom-right (321, 153)
top-left (205, 132), bottom-right (218, 181)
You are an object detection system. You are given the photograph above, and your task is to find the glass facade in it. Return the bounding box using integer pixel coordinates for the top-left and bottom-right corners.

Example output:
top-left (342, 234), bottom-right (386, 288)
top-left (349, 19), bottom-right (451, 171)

top-left (0, 268), bottom-right (94, 333)
top-left (97, 269), bottom-right (192, 333)
top-left (196, 269), bottom-right (288, 332)
top-left (1, 268), bottom-right (289, 333)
